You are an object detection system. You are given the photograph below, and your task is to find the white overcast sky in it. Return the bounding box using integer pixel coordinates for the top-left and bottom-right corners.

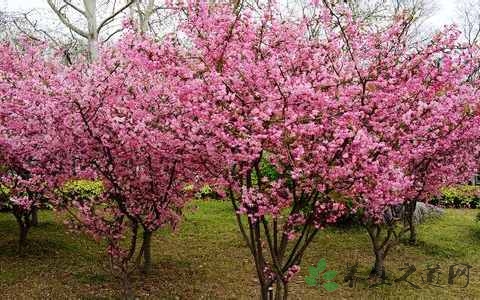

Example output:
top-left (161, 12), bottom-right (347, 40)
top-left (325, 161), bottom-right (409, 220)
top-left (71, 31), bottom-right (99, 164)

top-left (0, 0), bottom-right (466, 30)
top-left (429, 0), bottom-right (460, 28)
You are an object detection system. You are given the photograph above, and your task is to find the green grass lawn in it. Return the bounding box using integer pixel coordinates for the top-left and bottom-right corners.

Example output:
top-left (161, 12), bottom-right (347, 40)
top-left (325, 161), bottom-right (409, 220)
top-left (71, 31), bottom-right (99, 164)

top-left (0, 201), bottom-right (479, 299)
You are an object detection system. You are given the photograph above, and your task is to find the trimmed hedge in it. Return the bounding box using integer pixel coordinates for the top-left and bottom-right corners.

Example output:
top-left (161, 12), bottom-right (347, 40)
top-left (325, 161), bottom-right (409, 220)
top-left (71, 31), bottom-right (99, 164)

top-left (431, 185), bottom-right (480, 208)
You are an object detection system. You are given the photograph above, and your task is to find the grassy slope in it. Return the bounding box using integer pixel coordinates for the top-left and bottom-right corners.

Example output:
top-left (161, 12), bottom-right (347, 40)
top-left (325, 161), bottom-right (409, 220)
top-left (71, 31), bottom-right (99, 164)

top-left (0, 201), bottom-right (479, 299)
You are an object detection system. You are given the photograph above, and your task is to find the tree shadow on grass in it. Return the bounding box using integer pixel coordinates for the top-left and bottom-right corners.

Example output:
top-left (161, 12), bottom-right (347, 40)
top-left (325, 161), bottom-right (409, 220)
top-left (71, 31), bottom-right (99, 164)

top-left (414, 240), bottom-right (460, 259)
top-left (467, 223), bottom-right (480, 241)
top-left (73, 257), bottom-right (210, 299)
top-left (0, 217), bottom-right (99, 257)
top-left (0, 219), bottom-right (57, 234)
top-left (0, 238), bottom-right (74, 257)
top-left (132, 257), bottom-right (210, 299)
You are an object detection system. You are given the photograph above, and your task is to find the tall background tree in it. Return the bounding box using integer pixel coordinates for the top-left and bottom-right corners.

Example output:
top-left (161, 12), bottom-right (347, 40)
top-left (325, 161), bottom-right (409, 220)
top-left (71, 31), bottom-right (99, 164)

top-left (46, 0), bottom-right (136, 60)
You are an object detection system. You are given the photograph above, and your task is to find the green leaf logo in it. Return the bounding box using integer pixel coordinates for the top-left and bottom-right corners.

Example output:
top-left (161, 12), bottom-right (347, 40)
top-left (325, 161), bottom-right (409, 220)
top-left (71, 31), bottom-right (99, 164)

top-left (317, 258), bottom-right (327, 272)
top-left (305, 275), bottom-right (317, 287)
top-left (322, 270), bottom-right (337, 281)
top-left (304, 258), bottom-right (339, 292)
top-left (323, 281), bottom-right (339, 292)
top-left (308, 265), bottom-right (319, 277)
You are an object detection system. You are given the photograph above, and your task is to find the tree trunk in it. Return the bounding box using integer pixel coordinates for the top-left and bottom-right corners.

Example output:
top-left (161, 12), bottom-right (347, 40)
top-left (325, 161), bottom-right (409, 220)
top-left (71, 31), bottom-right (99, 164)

top-left (260, 284), bottom-right (269, 300)
top-left (87, 38), bottom-right (98, 61)
top-left (406, 200), bottom-right (417, 245)
top-left (370, 249), bottom-right (386, 279)
top-left (273, 280), bottom-right (287, 300)
top-left (121, 273), bottom-right (135, 300)
top-left (13, 211), bottom-right (31, 255)
top-left (274, 279), bottom-right (282, 300)
top-left (84, 0), bottom-right (98, 61)
top-left (137, 0), bottom-right (155, 34)
top-left (31, 207), bottom-right (38, 226)
top-left (141, 230), bottom-right (153, 274)
top-left (18, 222), bottom-right (29, 254)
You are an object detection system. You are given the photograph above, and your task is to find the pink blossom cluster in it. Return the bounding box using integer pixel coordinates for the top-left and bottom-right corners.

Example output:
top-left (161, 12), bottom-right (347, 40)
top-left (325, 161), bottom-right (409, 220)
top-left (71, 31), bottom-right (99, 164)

top-left (313, 202), bottom-right (347, 230)
top-left (284, 265), bottom-right (301, 282)
top-left (9, 196), bottom-right (34, 212)
top-left (284, 213), bottom-right (306, 240)
top-left (238, 180), bottom-right (291, 221)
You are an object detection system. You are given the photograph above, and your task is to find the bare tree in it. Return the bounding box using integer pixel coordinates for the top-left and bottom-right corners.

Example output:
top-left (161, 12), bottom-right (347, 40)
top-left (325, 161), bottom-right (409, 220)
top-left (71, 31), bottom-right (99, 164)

top-left (344, 0), bottom-right (434, 25)
top-left (459, 0), bottom-right (480, 46)
top-left (0, 9), bottom-right (82, 66)
top-left (47, 0), bottom-right (135, 61)
top-left (129, 0), bottom-right (155, 34)
top-left (293, 0), bottom-right (434, 42)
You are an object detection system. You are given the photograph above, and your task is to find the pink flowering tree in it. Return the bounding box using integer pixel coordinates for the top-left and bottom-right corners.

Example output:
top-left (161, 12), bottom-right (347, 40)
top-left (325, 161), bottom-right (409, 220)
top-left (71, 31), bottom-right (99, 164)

top-left (318, 2), bottom-right (480, 278)
top-left (169, 1), bottom-right (480, 291)
top-left (1, 31), bottom-right (198, 297)
top-left (395, 44), bottom-right (480, 244)
top-left (0, 40), bottom-right (66, 253)
top-left (48, 31), bottom-right (200, 297)
top-left (0, 168), bottom-right (42, 253)
top-left (164, 1), bottom-right (414, 297)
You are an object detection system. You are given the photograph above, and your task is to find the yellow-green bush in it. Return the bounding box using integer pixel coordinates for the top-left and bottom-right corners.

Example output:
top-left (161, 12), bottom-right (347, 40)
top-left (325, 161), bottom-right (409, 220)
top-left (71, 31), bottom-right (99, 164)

top-left (59, 180), bottom-right (104, 200)
top-left (0, 184), bottom-right (10, 211)
top-left (431, 185), bottom-right (480, 208)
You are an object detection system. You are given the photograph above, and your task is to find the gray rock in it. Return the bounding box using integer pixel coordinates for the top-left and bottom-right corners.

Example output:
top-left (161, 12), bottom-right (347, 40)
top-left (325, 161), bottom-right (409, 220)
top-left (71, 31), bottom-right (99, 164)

top-left (411, 202), bottom-right (444, 224)
top-left (384, 202), bottom-right (444, 224)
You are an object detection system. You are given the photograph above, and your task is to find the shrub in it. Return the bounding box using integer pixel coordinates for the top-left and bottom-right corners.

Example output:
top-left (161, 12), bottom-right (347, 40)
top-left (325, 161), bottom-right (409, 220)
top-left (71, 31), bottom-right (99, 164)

top-left (0, 184), bottom-right (10, 211)
top-left (431, 185), bottom-right (480, 208)
top-left (195, 185), bottom-right (222, 200)
top-left (59, 180), bottom-right (104, 200)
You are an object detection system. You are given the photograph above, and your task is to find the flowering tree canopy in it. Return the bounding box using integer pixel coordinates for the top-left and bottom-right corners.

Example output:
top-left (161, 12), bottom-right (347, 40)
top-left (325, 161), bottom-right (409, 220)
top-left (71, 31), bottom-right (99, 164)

top-left (52, 33), bottom-right (201, 281)
top-left (0, 40), bottom-right (67, 251)
top-left (0, 33), bottom-right (199, 296)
